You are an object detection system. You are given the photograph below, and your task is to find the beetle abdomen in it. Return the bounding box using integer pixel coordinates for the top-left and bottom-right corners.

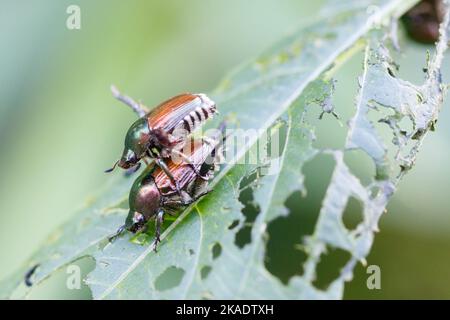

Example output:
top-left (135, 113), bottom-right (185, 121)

top-left (181, 94), bottom-right (216, 134)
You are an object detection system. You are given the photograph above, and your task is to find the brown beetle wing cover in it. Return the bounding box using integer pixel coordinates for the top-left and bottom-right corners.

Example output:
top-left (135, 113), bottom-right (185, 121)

top-left (154, 139), bottom-right (213, 192)
top-left (147, 93), bottom-right (199, 132)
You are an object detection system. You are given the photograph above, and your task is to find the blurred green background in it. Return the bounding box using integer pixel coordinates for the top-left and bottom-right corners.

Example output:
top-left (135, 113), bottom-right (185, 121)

top-left (1, 0), bottom-right (449, 299)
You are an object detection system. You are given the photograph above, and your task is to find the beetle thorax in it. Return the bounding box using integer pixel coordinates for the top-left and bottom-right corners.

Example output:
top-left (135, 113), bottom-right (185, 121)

top-left (120, 118), bottom-right (151, 168)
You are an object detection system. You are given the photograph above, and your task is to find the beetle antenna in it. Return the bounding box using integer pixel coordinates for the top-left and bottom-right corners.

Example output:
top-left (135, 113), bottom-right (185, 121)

top-left (105, 160), bottom-right (119, 173)
top-left (110, 85), bottom-right (149, 118)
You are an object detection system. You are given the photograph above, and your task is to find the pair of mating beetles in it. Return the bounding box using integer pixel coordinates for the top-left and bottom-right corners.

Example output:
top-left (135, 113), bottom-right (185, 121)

top-left (106, 86), bottom-right (222, 251)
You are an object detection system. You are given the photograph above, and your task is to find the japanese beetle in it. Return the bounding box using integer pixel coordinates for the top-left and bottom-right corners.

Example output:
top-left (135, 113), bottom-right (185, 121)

top-left (110, 129), bottom-right (225, 251)
top-left (402, 0), bottom-right (444, 44)
top-left (106, 86), bottom-right (218, 192)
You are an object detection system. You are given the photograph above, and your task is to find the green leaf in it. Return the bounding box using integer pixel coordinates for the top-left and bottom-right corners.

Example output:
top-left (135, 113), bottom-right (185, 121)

top-left (0, 176), bottom-right (133, 299)
top-left (4, 0), bottom-right (444, 300)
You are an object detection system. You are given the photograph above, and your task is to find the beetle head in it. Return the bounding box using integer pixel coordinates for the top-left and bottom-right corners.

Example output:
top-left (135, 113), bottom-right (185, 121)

top-left (126, 211), bottom-right (146, 233)
top-left (122, 117), bottom-right (151, 166)
top-left (118, 149), bottom-right (139, 169)
top-left (106, 117), bottom-right (151, 173)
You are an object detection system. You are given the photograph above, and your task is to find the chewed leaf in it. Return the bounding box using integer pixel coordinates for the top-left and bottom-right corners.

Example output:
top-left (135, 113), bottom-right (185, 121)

top-left (2, 0), bottom-right (449, 300)
top-left (0, 175), bottom-right (133, 299)
top-left (301, 7), bottom-right (449, 289)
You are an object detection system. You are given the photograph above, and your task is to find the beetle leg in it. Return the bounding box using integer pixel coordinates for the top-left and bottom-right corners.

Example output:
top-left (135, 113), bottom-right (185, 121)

top-left (180, 189), bottom-right (203, 205)
top-left (108, 224), bottom-right (126, 242)
top-left (153, 210), bottom-right (165, 252)
top-left (193, 189), bottom-right (210, 201)
top-left (124, 162), bottom-right (141, 176)
top-left (180, 190), bottom-right (194, 205)
top-left (155, 158), bottom-right (183, 197)
top-left (171, 149), bottom-right (209, 181)
top-left (161, 193), bottom-right (186, 208)
top-left (163, 204), bottom-right (184, 212)
top-left (163, 190), bottom-right (209, 207)
top-left (162, 200), bottom-right (186, 207)
top-left (110, 85), bottom-right (149, 118)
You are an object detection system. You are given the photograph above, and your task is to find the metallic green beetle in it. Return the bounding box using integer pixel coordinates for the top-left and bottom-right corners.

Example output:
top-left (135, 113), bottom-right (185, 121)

top-left (106, 86), bottom-right (218, 192)
top-left (110, 130), bottom-right (224, 251)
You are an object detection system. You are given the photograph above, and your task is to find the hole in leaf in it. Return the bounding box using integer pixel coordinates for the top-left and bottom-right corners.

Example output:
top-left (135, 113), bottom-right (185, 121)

top-left (212, 243), bottom-right (222, 260)
top-left (200, 266), bottom-right (212, 280)
top-left (313, 247), bottom-right (351, 290)
top-left (365, 106), bottom-right (402, 168)
top-left (343, 149), bottom-right (375, 186)
top-left (305, 80), bottom-right (347, 151)
top-left (397, 115), bottom-right (414, 135)
top-left (235, 172), bottom-right (261, 248)
top-left (189, 249), bottom-right (195, 256)
top-left (25, 257), bottom-right (95, 300)
top-left (310, 112), bottom-right (346, 149)
top-left (154, 266), bottom-right (185, 291)
top-left (265, 154), bottom-right (335, 284)
top-left (239, 170), bottom-right (258, 189)
top-left (228, 220), bottom-right (239, 230)
top-left (342, 197), bottom-right (364, 230)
